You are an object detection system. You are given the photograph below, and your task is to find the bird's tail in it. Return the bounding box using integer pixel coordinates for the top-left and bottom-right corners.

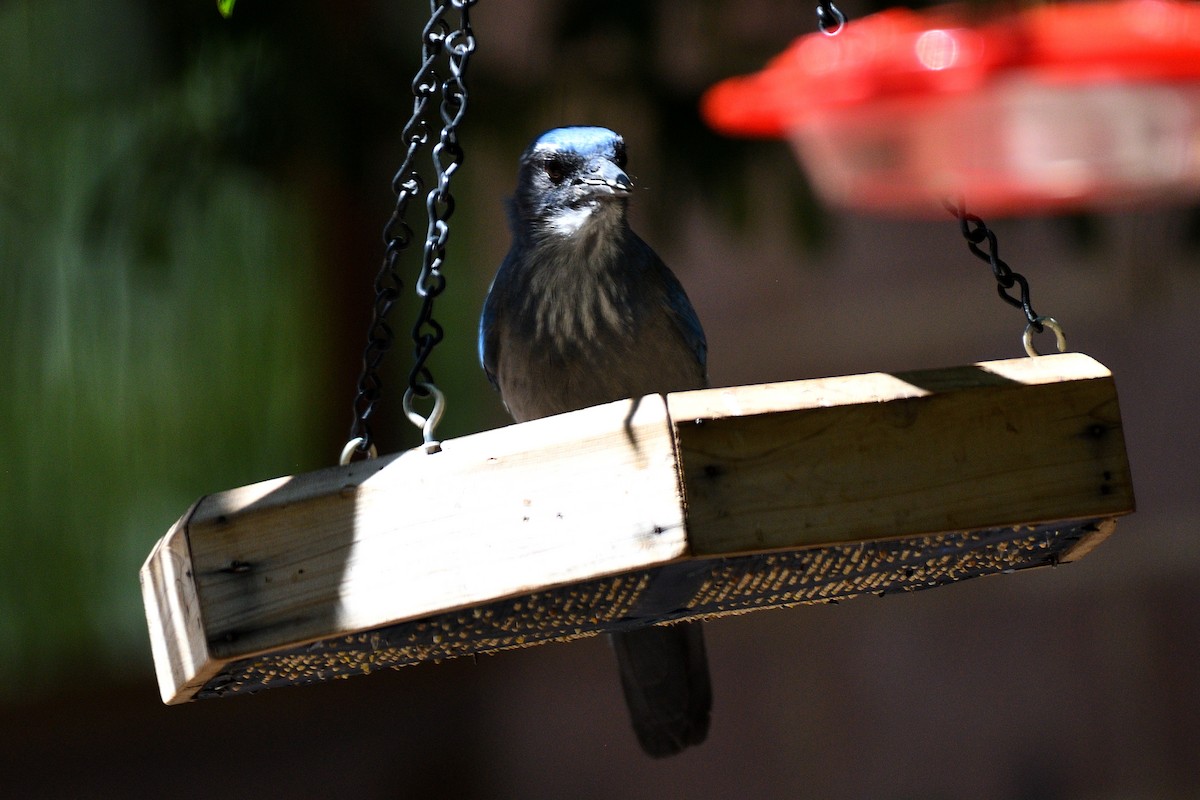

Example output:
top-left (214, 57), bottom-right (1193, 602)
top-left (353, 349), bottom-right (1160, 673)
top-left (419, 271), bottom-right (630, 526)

top-left (609, 622), bottom-right (712, 757)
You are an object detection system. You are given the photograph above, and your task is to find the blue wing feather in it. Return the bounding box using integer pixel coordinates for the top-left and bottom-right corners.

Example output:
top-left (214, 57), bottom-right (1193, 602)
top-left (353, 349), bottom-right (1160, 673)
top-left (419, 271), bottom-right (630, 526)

top-left (478, 273), bottom-right (502, 389)
top-left (628, 234), bottom-right (708, 382)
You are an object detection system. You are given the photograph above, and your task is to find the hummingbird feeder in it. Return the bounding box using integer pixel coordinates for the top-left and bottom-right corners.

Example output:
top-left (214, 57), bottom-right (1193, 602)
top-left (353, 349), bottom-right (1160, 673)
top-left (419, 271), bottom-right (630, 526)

top-left (702, 0), bottom-right (1200, 216)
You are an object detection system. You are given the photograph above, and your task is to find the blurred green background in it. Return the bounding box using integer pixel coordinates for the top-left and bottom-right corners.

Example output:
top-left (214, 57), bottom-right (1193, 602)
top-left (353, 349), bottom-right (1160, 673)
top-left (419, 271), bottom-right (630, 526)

top-left (3, 1), bottom-right (1199, 797)
top-left (0, 0), bottom-right (334, 691)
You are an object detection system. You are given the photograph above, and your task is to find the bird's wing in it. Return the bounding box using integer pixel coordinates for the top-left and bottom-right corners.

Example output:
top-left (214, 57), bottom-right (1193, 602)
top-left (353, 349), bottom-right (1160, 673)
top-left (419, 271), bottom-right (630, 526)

top-left (640, 242), bottom-right (708, 381)
top-left (478, 272), bottom-right (503, 391)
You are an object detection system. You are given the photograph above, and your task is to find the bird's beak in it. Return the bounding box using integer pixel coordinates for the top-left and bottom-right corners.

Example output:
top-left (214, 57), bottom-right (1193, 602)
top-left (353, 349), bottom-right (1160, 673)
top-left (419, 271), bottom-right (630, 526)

top-left (579, 159), bottom-right (632, 197)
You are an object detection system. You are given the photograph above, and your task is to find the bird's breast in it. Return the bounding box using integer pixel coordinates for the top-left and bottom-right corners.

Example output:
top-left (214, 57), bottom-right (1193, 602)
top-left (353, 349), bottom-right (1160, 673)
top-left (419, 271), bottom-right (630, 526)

top-left (497, 304), bottom-right (704, 423)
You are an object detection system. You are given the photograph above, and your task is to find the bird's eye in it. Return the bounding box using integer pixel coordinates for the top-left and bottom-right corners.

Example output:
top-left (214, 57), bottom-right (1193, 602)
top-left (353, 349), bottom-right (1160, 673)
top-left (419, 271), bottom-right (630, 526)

top-left (613, 144), bottom-right (627, 169)
top-left (544, 157), bottom-right (568, 185)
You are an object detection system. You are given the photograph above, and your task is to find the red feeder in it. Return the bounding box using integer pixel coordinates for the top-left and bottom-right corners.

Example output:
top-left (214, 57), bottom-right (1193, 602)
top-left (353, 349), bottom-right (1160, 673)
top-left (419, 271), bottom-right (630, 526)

top-left (701, 0), bottom-right (1200, 216)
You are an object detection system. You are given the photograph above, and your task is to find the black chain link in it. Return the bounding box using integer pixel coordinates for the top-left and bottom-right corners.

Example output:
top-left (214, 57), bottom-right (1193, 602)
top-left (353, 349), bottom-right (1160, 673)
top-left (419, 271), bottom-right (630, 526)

top-left (945, 200), bottom-right (1043, 332)
top-left (411, 7), bottom-right (474, 400)
top-left (346, 0), bottom-right (476, 460)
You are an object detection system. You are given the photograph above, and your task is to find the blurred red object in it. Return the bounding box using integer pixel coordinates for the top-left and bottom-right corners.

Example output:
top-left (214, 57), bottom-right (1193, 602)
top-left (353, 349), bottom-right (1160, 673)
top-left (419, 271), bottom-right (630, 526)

top-left (701, 1), bottom-right (1200, 216)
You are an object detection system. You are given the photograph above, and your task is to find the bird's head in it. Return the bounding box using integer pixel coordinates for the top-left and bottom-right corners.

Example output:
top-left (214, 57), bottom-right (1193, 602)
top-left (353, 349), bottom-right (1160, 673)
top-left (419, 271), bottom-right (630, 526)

top-left (512, 126), bottom-right (633, 240)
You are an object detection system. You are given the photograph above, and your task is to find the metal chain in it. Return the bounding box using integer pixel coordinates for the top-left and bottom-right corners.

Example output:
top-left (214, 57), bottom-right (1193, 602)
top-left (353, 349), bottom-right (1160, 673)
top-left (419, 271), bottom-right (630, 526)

top-left (411, 3), bottom-right (474, 398)
top-left (945, 201), bottom-right (1066, 356)
top-left (343, 0), bottom-right (476, 463)
top-left (816, 1), bottom-right (847, 35)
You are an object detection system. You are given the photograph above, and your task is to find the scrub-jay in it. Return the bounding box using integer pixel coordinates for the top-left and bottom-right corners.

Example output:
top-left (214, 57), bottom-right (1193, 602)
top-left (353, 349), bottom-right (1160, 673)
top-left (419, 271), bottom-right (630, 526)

top-left (479, 126), bottom-right (712, 757)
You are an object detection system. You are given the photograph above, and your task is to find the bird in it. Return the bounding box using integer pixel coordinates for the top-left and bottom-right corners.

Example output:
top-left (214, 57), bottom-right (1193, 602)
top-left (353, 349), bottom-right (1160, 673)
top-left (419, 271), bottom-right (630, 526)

top-left (479, 126), bottom-right (712, 757)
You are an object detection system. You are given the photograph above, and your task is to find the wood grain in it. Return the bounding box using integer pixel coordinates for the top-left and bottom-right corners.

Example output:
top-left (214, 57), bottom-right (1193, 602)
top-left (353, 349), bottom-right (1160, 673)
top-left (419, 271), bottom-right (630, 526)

top-left (670, 354), bottom-right (1132, 556)
top-left (182, 394), bottom-right (687, 667)
top-left (139, 503), bottom-right (220, 703)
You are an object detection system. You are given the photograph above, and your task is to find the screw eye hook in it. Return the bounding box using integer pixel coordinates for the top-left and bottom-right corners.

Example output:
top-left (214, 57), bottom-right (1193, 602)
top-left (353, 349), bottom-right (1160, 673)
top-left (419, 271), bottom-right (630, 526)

top-left (340, 437), bottom-right (378, 466)
top-left (404, 383), bottom-right (446, 453)
top-left (1023, 316), bottom-right (1067, 357)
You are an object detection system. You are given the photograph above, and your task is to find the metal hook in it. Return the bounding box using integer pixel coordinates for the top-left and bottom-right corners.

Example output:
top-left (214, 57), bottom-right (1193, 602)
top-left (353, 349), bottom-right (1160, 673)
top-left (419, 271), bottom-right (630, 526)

top-left (340, 437), bottom-right (378, 466)
top-left (1023, 316), bottom-right (1067, 357)
top-left (817, 2), bottom-right (846, 36)
top-left (404, 382), bottom-right (445, 453)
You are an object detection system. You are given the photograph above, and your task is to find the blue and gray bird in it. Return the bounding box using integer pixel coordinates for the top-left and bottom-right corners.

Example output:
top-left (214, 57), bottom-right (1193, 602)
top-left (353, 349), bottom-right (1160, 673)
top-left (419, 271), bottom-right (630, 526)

top-left (479, 126), bottom-right (712, 757)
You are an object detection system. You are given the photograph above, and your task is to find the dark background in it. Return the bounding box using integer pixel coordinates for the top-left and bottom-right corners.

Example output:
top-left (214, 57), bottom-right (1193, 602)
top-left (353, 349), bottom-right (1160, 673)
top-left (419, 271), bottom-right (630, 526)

top-left (2, 1), bottom-right (1197, 797)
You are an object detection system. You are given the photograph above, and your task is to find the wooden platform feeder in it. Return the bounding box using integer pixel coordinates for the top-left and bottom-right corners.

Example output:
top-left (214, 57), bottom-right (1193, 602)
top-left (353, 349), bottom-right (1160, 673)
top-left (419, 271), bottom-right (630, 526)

top-left (141, 352), bottom-right (1134, 704)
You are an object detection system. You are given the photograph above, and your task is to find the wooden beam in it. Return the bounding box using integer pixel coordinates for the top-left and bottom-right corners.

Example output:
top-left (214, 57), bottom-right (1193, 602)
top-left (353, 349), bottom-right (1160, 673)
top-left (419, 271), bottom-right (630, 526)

top-left (140, 502), bottom-right (221, 704)
top-left (155, 395), bottom-right (686, 673)
top-left (141, 353), bottom-right (1133, 704)
top-left (670, 356), bottom-right (1130, 556)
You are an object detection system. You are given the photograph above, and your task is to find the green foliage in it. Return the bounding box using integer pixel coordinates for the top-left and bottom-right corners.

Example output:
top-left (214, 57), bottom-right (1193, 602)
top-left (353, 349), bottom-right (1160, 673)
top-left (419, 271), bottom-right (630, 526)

top-left (0, 0), bottom-right (326, 693)
top-left (217, 0), bottom-right (236, 18)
